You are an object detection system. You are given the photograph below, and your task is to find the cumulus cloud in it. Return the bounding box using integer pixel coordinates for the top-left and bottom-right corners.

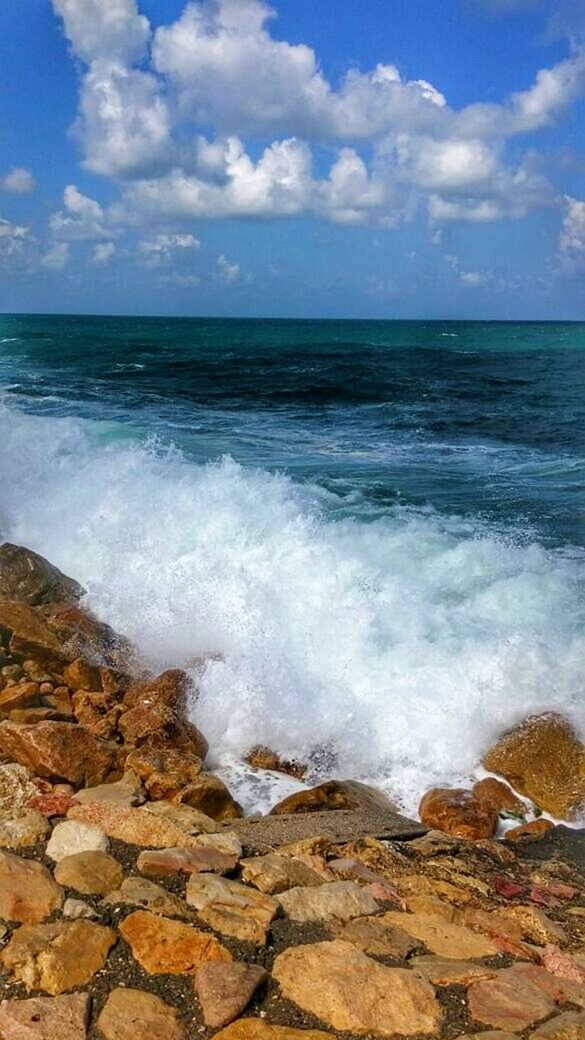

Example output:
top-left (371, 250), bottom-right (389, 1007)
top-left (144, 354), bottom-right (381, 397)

top-left (41, 242), bottom-right (70, 270)
top-left (217, 254), bottom-right (240, 282)
top-left (559, 196), bottom-right (585, 264)
top-left (93, 241), bottom-right (116, 264)
top-left (0, 217), bottom-right (31, 269)
top-left (138, 231), bottom-right (200, 267)
top-left (53, 0), bottom-right (150, 64)
top-left (49, 185), bottom-right (111, 240)
top-left (2, 168), bottom-right (36, 194)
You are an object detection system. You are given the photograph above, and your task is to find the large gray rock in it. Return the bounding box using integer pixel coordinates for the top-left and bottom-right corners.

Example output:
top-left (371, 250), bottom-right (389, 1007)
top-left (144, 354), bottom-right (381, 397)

top-left (0, 544), bottom-right (84, 606)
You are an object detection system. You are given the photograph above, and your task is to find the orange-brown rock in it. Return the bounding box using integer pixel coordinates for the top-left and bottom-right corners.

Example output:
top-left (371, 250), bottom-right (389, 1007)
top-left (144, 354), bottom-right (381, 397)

top-left (473, 777), bottom-right (526, 815)
top-left (40, 601), bottom-right (133, 671)
top-left (63, 657), bottom-right (102, 692)
top-left (270, 779), bottom-right (395, 815)
top-left (246, 746), bottom-right (307, 781)
top-left (71, 691), bottom-right (122, 740)
top-left (0, 543), bottom-right (84, 606)
top-left (418, 787), bottom-right (498, 840)
top-left (98, 988), bottom-right (185, 1040)
top-left (213, 1022), bottom-right (331, 1040)
top-left (0, 682), bottom-right (41, 713)
top-left (0, 602), bottom-right (69, 671)
top-left (0, 721), bottom-right (124, 787)
top-left (1, 919), bottom-right (115, 994)
top-left (483, 713), bottom-right (585, 820)
top-left (506, 818), bottom-right (555, 842)
top-left (0, 849), bottom-right (64, 923)
top-left (118, 701), bottom-right (208, 761)
top-left (122, 669), bottom-right (193, 713)
top-left (126, 747), bottom-right (203, 800)
top-left (119, 909), bottom-right (231, 974)
top-left (67, 802), bottom-right (202, 848)
top-left (174, 774), bottom-right (243, 821)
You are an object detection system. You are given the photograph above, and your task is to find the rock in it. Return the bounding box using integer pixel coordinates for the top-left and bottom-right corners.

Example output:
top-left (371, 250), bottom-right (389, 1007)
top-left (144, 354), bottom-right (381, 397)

top-left (270, 779), bottom-right (395, 815)
top-left (123, 669), bottom-right (193, 713)
top-left (1, 920), bottom-right (116, 994)
top-left (102, 877), bottom-right (190, 919)
top-left (0, 603), bottom-right (69, 671)
top-left (119, 701), bottom-right (208, 762)
top-left (63, 658), bottom-right (102, 692)
top-left (173, 774), bottom-right (243, 821)
top-left (503, 905), bottom-right (567, 945)
top-left (240, 853), bottom-right (327, 894)
top-left (195, 963), bottom-right (268, 1028)
top-left (97, 988), bottom-right (185, 1040)
top-left (0, 993), bottom-right (90, 1040)
top-left (410, 956), bottom-right (500, 986)
top-left (467, 964), bottom-right (558, 1031)
top-left (246, 745), bottom-right (307, 781)
top-left (419, 787), bottom-right (498, 840)
top-left (140, 800), bottom-right (220, 835)
top-left (506, 819), bottom-right (555, 841)
top-left (40, 602), bottom-right (131, 670)
top-left (67, 803), bottom-right (201, 848)
top-left (199, 905), bottom-right (269, 944)
top-left (62, 898), bottom-right (97, 920)
top-left (277, 881), bottom-right (379, 923)
top-left (71, 691), bottom-right (121, 741)
top-left (0, 683), bottom-right (41, 713)
top-left (0, 544), bottom-right (84, 606)
top-left (327, 857), bottom-right (403, 902)
top-left (273, 939), bottom-right (443, 1036)
top-left (531, 1011), bottom-right (585, 1039)
top-left (458, 1034), bottom-right (518, 1040)
top-left (472, 777), bottom-right (526, 815)
top-left (335, 836), bottom-right (411, 879)
top-left (213, 1023), bottom-right (330, 1040)
top-left (125, 748), bottom-right (202, 801)
top-left (137, 847), bottom-right (237, 877)
top-left (26, 792), bottom-right (77, 817)
top-left (195, 831), bottom-right (242, 857)
top-left (47, 820), bottom-right (108, 862)
top-left (73, 775), bottom-right (145, 809)
top-left (0, 809), bottom-right (49, 848)
top-left (0, 850), bottom-right (63, 923)
top-left (10, 708), bottom-right (69, 724)
top-left (332, 916), bottom-right (418, 957)
top-left (483, 713), bottom-right (585, 820)
top-left (0, 763), bottom-right (38, 814)
top-left (541, 945), bottom-right (585, 983)
top-left (382, 909), bottom-right (499, 958)
top-left (119, 910), bottom-right (231, 974)
top-left (54, 851), bottom-right (124, 895)
top-left (0, 721), bottom-right (123, 787)
top-left (186, 874), bottom-right (278, 923)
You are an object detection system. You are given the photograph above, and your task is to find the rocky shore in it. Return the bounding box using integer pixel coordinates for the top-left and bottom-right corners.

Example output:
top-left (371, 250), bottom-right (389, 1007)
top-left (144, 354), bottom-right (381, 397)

top-left (0, 541), bottom-right (584, 1039)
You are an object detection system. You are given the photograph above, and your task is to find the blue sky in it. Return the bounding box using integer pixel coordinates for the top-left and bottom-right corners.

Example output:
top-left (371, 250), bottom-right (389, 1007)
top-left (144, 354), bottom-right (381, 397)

top-left (1, 0), bottom-right (585, 319)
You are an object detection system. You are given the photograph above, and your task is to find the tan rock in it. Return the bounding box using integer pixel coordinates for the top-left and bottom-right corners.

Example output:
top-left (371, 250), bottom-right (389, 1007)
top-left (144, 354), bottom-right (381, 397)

top-left (382, 909), bottom-right (499, 958)
top-left (457, 1033), bottom-right (518, 1040)
top-left (0, 763), bottom-right (38, 814)
top-left (0, 809), bottom-right (49, 848)
top-left (277, 881), bottom-right (379, 923)
top-left (1, 919), bottom-right (115, 994)
top-left (97, 987), bottom-right (185, 1040)
top-left (0, 721), bottom-right (123, 787)
top-left (67, 803), bottom-right (201, 848)
top-left (0, 602), bottom-right (68, 671)
top-left (137, 847), bottom-right (237, 876)
top-left (73, 775), bottom-right (145, 808)
top-left (506, 818), bottom-right (555, 841)
top-left (195, 963), bottom-right (268, 1028)
top-left (278, 836), bottom-right (331, 858)
top-left (503, 904), bottom-right (567, 945)
top-left (0, 850), bottom-right (64, 923)
top-left (46, 820), bottom-right (109, 862)
top-left (483, 713), bottom-right (585, 819)
top-left (273, 939), bottom-right (443, 1036)
top-left (395, 873), bottom-right (473, 906)
top-left (199, 906), bottom-right (269, 945)
top-left (194, 830), bottom-right (242, 857)
top-left (125, 747), bottom-right (202, 800)
top-left (63, 658), bottom-right (102, 692)
top-left (119, 910), bottom-right (231, 974)
top-left (240, 853), bottom-right (327, 894)
top-left (71, 691), bottom-right (121, 741)
top-left (102, 877), bottom-right (190, 919)
top-left (246, 745), bottom-right (307, 781)
top-left (419, 787), bottom-right (498, 840)
top-left (270, 779), bottom-right (394, 815)
top-left (410, 956), bottom-right (500, 986)
top-left (214, 1022), bottom-right (330, 1040)
top-left (336, 836), bottom-right (411, 879)
top-left (531, 1011), bottom-right (585, 1039)
top-left (186, 874), bottom-right (278, 924)
top-left (140, 800), bottom-right (220, 834)
top-left (0, 993), bottom-right (90, 1040)
top-left (54, 850), bottom-right (124, 895)
top-left (62, 898), bottom-right (97, 920)
top-left (473, 777), bottom-right (526, 815)
top-left (332, 916), bottom-right (418, 957)
top-left (173, 774), bottom-right (243, 821)
top-left (119, 701), bottom-right (207, 761)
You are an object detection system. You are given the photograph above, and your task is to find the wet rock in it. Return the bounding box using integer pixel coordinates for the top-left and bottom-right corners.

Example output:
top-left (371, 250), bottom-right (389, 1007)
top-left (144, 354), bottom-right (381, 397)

top-left (277, 881), bottom-right (379, 923)
top-left (331, 916), bottom-right (418, 958)
top-left (54, 850), bottom-right (124, 895)
top-left (102, 877), bottom-right (190, 919)
top-left (173, 774), bottom-right (243, 821)
top-left (195, 962), bottom-right (268, 1028)
top-left (71, 691), bottom-right (122, 741)
top-left (0, 992), bottom-right (90, 1040)
top-left (119, 909), bottom-right (231, 974)
top-left (1, 920), bottom-right (115, 994)
top-left (483, 713), bottom-right (585, 820)
top-left (273, 939), bottom-right (443, 1036)
top-left (506, 819), bottom-right (555, 841)
top-left (0, 850), bottom-right (64, 923)
top-left (246, 745), bottom-right (307, 781)
top-left (382, 909), bottom-right (499, 958)
top-left (140, 800), bottom-right (220, 835)
top-left (473, 777), bottom-right (526, 815)
top-left (73, 774), bottom-right (145, 809)
top-left (122, 669), bottom-right (193, 713)
top-left (270, 779), bottom-right (395, 815)
top-left (0, 808), bottom-right (49, 848)
top-left (240, 853), bottom-right (327, 894)
top-left (47, 820), bottom-right (109, 862)
top-left (0, 603), bottom-right (69, 672)
top-left (531, 1011), bottom-right (585, 1039)
top-left (419, 787), bottom-right (498, 840)
top-left (97, 987), bottom-right (185, 1040)
top-left (40, 602), bottom-right (131, 670)
top-left (67, 802), bottom-right (202, 848)
top-left (213, 1022), bottom-right (330, 1040)
top-left (137, 846), bottom-right (237, 877)
top-left (126, 747), bottom-right (203, 801)
top-left (0, 721), bottom-right (123, 787)
top-left (0, 544), bottom-right (84, 607)
top-left (63, 658), bottom-right (102, 692)
top-left (119, 701), bottom-right (208, 761)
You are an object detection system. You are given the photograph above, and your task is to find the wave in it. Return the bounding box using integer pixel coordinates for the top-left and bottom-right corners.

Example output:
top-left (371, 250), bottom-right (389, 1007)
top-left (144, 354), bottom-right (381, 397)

top-left (0, 400), bottom-right (584, 816)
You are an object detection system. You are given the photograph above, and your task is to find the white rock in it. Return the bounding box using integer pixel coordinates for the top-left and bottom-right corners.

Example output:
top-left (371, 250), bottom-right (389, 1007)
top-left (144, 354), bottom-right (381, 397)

top-left (63, 897), bottom-right (97, 920)
top-left (194, 831), bottom-right (243, 858)
top-left (46, 820), bottom-right (108, 862)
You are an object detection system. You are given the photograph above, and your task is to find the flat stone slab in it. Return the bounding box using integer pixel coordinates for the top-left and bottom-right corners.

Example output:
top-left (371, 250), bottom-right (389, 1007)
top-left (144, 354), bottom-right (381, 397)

top-left (229, 809), bottom-right (425, 852)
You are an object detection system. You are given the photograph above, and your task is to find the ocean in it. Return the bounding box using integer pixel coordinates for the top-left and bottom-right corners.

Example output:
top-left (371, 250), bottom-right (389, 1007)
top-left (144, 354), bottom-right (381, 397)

top-left (0, 312), bottom-right (584, 815)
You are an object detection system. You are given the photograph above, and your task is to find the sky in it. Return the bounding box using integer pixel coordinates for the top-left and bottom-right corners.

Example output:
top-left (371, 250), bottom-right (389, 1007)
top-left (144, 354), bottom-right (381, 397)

top-left (1, 0), bottom-right (585, 319)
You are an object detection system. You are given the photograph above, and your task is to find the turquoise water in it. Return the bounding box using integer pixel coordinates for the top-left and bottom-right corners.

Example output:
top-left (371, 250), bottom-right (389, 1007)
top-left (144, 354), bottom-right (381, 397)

top-left (0, 313), bottom-right (584, 812)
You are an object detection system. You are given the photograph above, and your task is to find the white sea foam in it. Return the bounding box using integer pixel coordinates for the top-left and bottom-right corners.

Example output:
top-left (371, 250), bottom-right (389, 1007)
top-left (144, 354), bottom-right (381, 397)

top-left (1, 402), bottom-right (584, 817)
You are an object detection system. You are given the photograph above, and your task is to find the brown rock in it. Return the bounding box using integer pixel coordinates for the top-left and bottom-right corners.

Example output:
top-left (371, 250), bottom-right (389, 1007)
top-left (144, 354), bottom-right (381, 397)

top-left (119, 701), bottom-right (208, 761)
top-left (458, 1034), bottom-right (518, 1040)
top-left (277, 881), bottom-right (379, 923)
top-left (119, 910), bottom-right (231, 974)
top-left (0, 993), bottom-right (90, 1040)
top-left (97, 988), bottom-right (184, 1040)
top-left (137, 846), bottom-right (237, 877)
top-left (467, 964), bottom-right (558, 1031)
top-left (332, 916), bottom-right (418, 957)
top-left (270, 779), bottom-right (394, 815)
top-left (102, 877), bottom-right (190, 919)
top-left (173, 774), bottom-right (243, 821)
top-left (40, 602), bottom-right (131, 670)
top-left (0, 682), bottom-right (41, 713)
top-left (195, 963), bottom-right (268, 1028)
top-left (54, 850), bottom-right (124, 895)
top-left (186, 874), bottom-right (278, 923)
top-left (125, 747), bottom-right (202, 801)
top-left (73, 775), bottom-right (145, 808)
top-left (483, 713), bottom-right (585, 819)
top-left (122, 669), bottom-right (192, 713)
top-left (0, 544), bottom-right (84, 606)
top-left (0, 763), bottom-right (38, 814)
top-left (9, 707), bottom-right (67, 724)
top-left (0, 809), bottom-right (50, 848)
top-left (240, 853), bottom-right (327, 895)
top-left (0, 721), bottom-right (123, 787)
top-left (531, 1011), bottom-right (585, 1039)
top-left (382, 910), bottom-right (499, 958)
top-left (200, 906), bottom-right (269, 945)
top-left (506, 818), bottom-right (555, 841)
top-left (473, 777), bottom-right (526, 815)
top-left (335, 836), bottom-right (411, 879)
top-left (246, 745), bottom-right (307, 781)
top-left (67, 803), bottom-right (201, 848)
top-left (0, 850), bottom-right (63, 923)
top-left (502, 904), bottom-right (567, 945)
top-left (273, 939), bottom-right (443, 1036)
top-left (140, 800), bottom-right (220, 834)
top-left (63, 658), bottom-right (102, 692)
top-left (71, 691), bottom-right (121, 741)
top-left (419, 787), bottom-right (498, 840)
top-left (1, 919), bottom-right (116, 994)
top-left (0, 603), bottom-right (68, 671)
top-left (410, 956), bottom-right (500, 986)
top-left (213, 1023), bottom-right (330, 1040)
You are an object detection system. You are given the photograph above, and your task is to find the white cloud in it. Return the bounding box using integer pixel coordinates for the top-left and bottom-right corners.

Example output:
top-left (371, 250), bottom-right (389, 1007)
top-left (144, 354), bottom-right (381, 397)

top-left (52, 0), bottom-right (150, 64)
top-left (0, 217), bottom-right (31, 269)
top-left (138, 231), bottom-right (200, 268)
top-left (93, 241), bottom-right (116, 264)
top-left (559, 196), bottom-right (585, 258)
top-left (445, 253), bottom-right (491, 287)
top-left (50, 184), bottom-right (110, 240)
top-left (2, 168), bottom-right (36, 194)
top-left (217, 254), bottom-right (240, 282)
top-left (41, 242), bottom-right (70, 270)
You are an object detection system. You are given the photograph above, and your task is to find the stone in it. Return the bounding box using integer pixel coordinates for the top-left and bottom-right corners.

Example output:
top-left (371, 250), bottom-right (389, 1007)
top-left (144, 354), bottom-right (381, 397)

top-left (0, 683), bottom-right (41, 713)
top-left (119, 701), bottom-right (208, 761)
top-left (140, 800), bottom-right (219, 834)
top-left (0, 761), bottom-right (43, 815)
top-left (194, 830), bottom-right (243, 857)
top-left (382, 910), bottom-right (499, 958)
top-left (125, 747), bottom-right (202, 801)
top-left (336, 836), bottom-right (411, 879)
top-left (200, 906), bottom-right (269, 945)
top-left (0, 603), bottom-right (68, 671)
top-left (246, 745), bottom-right (307, 781)
top-left (506, 819), bottom-right (555, 841)
top-left (419, 787), bottom-right (498, 840)
top-left (240, 853), bottom-right (327, 894)
top-left (187, 874), bottom-right (277, 920)
top-left (40, 602), bottom-right (131, 670)
top-left (62, 898), bottom-right (97, 920)
top-left (46, 820), bottom-right (108, 862)
top-left (71, 691), bottom-right (121, 741)
top-left (195, 963), bottom-right (268, 1028)
top-left (73, 775), bottom-right (145, 809)
top-left (270, 779), bottom-right (395, 815)
top-left (467, 964), bottom-right (558, 1031)
top-left (67, 803), bottom-right (201, 848)
top-left (273, 939), bottom-right (443, 1036)
top-left (410, 956), bottom-right (500, 986)
top-left (63, 658), bottom-right (102, 692)
top-left (531, 1011), bottom-right (585, 1039)
top-left (483, 713), bottom-right (585, 820)
top-left (119, 910), bottom-right (231, 974)
top-left (473, 777), bottom-right (526, 815)
top-left (173, 774), bottom-right (243, 821)
top-left (123, 669), bottom-right (193, 713)
top-left (0, 808), bottom-right (49, 848)
top-left (0, 993), bottom-right (90, 1040)
top-left (1, 920), bottom-right (115, 994)
top-left (0, 544), bottom-right (84, 606)
top-left (97, 988), bottom-right (185, 1040)
top-left (541, 945), bottom-right (585, 983)
top-left (327, 857), bottom-right (403, 903)
top-left (0, 850), bottom-right (63, 923)
top-left (277, 881), bottom-right (379, 922)
top-left (332, 916), bottom-right (418, 957)
top-left (458, 1034), bottom-right (518, 1040)
top-left (503, 904), bottom-right (567, 945)
top-left (0, 721), bottom-right (123, 787)
top-left (102, 877), bottom-right (190, 919)
top-left (54, 850), bottom-right (124, 895)
top-left (213, 1023), bottom-right (330, 1040)
top-left (137, 847), bottom-right (237, 876)
top-left (9, 708), bottom-right (66, 725)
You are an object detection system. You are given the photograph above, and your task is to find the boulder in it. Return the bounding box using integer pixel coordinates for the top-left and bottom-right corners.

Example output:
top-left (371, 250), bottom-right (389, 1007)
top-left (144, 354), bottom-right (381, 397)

top-left (0, 850), bottom-right (64, 923)
top-left (1, 919), bottom-right (116, 994)
top-left (126, 747), bottom-right (203, 801)
top-left (140, 800), bottom-right (219, 835)
top-left (122, 669), bottom-right (193, 713)
top-left (506, 819), bottom-right (555, 841)
top-left (467, 964), bottom-right (558, 1031)
top-left (246, 746), bottom-right (307, 781)
top-left (0, 682), bottom-right (41, 713)
top-left (67, 803), bottom-right (202, 848)
top-left (0, 721), bottom-right (124, 787)
top-left (418, 787), bottom-right (498, 840)
top-left (118, 701), bottom-right (208, 761)
top-left (195, 963), bottom-right (268, 1028)
top-left (54, 851), bottom-right (124, 895)
top-left (0, 993), bottom-right (90, 1040)
top-left (240, 853), bottom-right (328, 895)
top-left (277, 881), bottom-right (379, 923)
top-left (40, 602), bottom-right (132, 670)
top-left (270, 780), bottom-right (395, 815)
top-left (63, 658), bottom-right (102, 692)
top-left (473, 777), bottom-right (526, 815)
top-left (0, 763), bottom-right (38, 814)
top-left (71, 691), bottom-right (122, 741)
top-left (186, 874), bottom-right (278, 923)
top-left (483, 713), bottom-right (585, 819)
top-left (332, 916), bottom-right (418, 958)
top-left (0, 808), bottom-right (50, 848)
top-left (97, 988), bottom-right (185, 1040)
top-left (531, 1011), bottom-right (585, 1039)
top-left (0, 603), bottom-right (69, 672)
top-left (0, 544), bottom-right (84, 606)
top-left (173, 774), bottom-right (243, 821)
top-left (46, 820), bottom-right (109, 862)
top-left (73, 774), bottom-right (145, 808)
top-left (119, 910), bottom-right (231, 974)
top-left (382, 910), bottom-right (499, 959)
